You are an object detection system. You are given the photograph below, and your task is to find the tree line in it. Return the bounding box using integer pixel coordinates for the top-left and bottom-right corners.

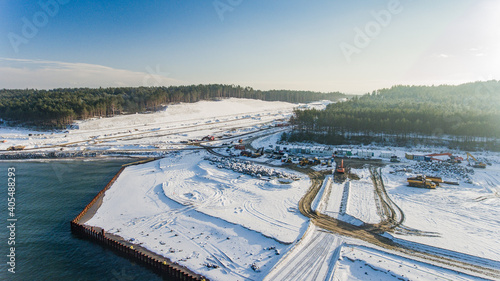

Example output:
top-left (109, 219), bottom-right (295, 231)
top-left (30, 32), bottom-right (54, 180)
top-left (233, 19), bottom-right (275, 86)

top-left (0, 85), bottom-right (345, 128)
top-left (288, 81), bottom-right (500, 150)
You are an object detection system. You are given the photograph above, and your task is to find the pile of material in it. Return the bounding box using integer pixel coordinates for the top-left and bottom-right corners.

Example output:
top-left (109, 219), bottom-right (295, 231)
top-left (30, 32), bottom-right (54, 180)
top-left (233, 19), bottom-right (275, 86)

top-left (206, 157), bottom-right (300, 181)
top-left (395, 161), bottom-right (474, 184)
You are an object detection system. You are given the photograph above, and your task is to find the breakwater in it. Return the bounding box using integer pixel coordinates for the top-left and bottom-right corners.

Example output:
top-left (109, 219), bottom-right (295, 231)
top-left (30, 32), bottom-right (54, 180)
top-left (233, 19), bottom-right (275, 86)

top-left (70, 158), bottom-right (207, 281)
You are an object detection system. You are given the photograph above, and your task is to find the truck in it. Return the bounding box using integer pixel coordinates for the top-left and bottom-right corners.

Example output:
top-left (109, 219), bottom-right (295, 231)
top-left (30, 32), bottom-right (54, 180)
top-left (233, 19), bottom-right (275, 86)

top-left (390, 155), bottom-right (400, 162)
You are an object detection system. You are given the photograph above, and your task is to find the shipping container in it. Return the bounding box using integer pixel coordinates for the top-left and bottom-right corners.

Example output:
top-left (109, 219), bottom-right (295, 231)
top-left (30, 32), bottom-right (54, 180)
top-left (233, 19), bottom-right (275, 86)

top-left (380, 152), bottom-right (393, 158)
top-left (358, 151), bottom-right (374, 158)
top-left (336, 149), bottom-right (352, 156)
top-left (414, 155), bottom-right (425, 161)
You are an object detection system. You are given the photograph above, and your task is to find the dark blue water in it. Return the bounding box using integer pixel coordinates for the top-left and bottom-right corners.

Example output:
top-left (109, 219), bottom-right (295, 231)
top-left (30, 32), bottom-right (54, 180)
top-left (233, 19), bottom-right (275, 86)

top-left (0, 160), bottom-right (163, 281)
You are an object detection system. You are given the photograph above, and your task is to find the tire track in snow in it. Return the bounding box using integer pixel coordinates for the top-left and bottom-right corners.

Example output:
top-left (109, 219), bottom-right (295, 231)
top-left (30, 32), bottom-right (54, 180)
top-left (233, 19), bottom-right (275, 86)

top-left (244, 200), bottom-right (300, 232)
top-left (266, 230), bottom-right (343, 281)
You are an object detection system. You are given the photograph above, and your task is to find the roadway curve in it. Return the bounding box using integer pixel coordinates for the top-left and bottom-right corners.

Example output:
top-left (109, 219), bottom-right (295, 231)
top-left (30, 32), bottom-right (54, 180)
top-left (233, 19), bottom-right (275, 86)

top-left (201, 145), bottom-right (500, 279)
top-left (295, 168), bottom-right (397, 249)
top-left (296, 166), bottom-right (500, 280)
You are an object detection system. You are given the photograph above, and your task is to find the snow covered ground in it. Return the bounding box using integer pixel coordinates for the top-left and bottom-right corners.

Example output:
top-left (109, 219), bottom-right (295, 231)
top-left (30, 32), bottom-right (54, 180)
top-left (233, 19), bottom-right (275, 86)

top-left (86, 151), bottom-right (310, 280)
top-left (264, 224), bottom-right (344, 281)
top-left (4, 97), bottom-right (498, 280)
top-left (384, 163), bottom-right (500, 262)
top-left (263, 160), bottom-right (498, 281)
top-left (333, 244), bottom-right (486, 281)
top-left (316, 171), bottom-right (380, 227)
top-left (249, 131), bottom-right (500, 280)
top-left (0, 98), bottom-right (299, 152)
top-left (83, 128), bottom-right (499, 280)
top-left (343, 169), bottom-right (380, 225)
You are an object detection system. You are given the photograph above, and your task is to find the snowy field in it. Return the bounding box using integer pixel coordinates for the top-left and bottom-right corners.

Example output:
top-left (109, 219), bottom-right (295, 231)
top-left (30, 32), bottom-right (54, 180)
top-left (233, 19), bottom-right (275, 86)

top-left (316, 170), bottom-right (381, 227)
top-left (384, 163), bottom-right (500, 262)
top-left (0, 98), bottom-right (302, 152)
top-left (86, 151), bottom-right (311, 280)
top-left (4, 97), bottom-right (498, 280)
top-left (333, 244), bottom-right (486, 281)
top-left (83, 129), bottom-right (499, 280)
top-left (249, 131), bottom-right (500, 280)
top-left (344, 169), bottom-right (380, 225)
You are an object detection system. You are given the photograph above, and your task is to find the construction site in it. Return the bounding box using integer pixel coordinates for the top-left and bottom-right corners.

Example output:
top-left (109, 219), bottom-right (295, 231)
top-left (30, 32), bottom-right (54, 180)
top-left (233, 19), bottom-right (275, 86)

top-left (1, 98), bottom-right (499, 281)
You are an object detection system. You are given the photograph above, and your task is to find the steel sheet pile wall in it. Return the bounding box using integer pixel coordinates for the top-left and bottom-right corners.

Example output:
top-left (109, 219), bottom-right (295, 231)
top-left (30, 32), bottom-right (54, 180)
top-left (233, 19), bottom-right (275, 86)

top-left (70, 159), bottom-right (206, 281)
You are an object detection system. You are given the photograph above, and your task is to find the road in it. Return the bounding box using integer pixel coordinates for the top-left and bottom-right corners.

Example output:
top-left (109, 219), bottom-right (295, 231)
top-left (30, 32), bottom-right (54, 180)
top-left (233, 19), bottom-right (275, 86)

top-left (294, 166), bottom-right (500, 280)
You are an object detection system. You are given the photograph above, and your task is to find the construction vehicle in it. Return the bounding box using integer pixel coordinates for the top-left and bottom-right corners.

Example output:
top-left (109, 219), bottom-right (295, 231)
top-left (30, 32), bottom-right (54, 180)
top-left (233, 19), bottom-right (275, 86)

top-left (7, 145), bottom-right (25, 151)
top-left (390, 155), bottom-right (400, 162)
top-left (466, 152), bottom-right (486, 168)
top-left (240, 150), bottom-right (252, 157)
top-left (449, 155), bottom-right (463, 163)
top-left (201, 135), bottom-right (215, 141)
top-left (426, 153), bottom-right (462, 163)
top-left (234, 144), bottom-right (245, 150)
top-left (299, 158), bottom-right (310, 166)
top-left (252, 147), bottom-right (265, 158)
top-left (336, 159), bottom-right (345, 174)
top-left (407, 176), bottom-right (437, 189)
top-left (426, 153), bottom-right (452, 162)
top-left (240, 147), bottom-right (264, 158)
top-left (311, 157), bottom-right (320, 165)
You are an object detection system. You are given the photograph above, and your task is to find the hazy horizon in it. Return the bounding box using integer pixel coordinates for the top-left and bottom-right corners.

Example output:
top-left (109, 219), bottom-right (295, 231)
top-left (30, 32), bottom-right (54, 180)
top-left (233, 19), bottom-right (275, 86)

top-left (1, 0), bottom-right (499, 94)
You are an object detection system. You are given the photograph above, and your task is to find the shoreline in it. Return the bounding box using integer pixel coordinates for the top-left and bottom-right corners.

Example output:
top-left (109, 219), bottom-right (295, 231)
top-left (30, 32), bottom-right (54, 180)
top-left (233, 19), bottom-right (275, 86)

top-left (0, 150), bottom-right (169, 160)
top-left (0, 156), bottom-right (139, 162)
top-left (70, 158), bottom-right (207, 281)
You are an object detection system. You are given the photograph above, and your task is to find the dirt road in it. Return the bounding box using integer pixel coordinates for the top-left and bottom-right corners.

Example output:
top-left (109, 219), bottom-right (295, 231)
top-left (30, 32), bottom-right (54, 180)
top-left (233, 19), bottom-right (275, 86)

top-left (200, 146), bottom-right (500, 279)
top-left (295, 167), bottom-right (500, 279)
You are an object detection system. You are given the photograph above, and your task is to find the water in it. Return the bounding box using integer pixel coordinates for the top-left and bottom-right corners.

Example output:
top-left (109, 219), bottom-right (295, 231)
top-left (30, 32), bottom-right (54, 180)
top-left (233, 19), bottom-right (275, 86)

top-left (0, 160), bottom-right (164, 281)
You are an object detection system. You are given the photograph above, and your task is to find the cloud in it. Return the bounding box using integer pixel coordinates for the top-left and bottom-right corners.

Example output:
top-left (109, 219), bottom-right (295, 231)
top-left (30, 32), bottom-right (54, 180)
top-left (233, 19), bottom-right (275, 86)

top-left (0, 58), bottom-right (182, 89)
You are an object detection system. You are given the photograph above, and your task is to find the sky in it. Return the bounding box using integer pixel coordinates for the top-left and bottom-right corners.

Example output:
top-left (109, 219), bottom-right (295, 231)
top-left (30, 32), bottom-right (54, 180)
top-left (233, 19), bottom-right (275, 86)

top-left (0, 0), bottom-right (499, 94)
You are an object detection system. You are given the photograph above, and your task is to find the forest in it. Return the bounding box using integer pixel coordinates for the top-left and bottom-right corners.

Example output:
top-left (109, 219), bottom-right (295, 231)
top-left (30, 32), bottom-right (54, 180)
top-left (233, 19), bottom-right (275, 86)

top-left (0, 84), bottom-right (345, 128)
top-left (287, 81), bottom-right (500, 150)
